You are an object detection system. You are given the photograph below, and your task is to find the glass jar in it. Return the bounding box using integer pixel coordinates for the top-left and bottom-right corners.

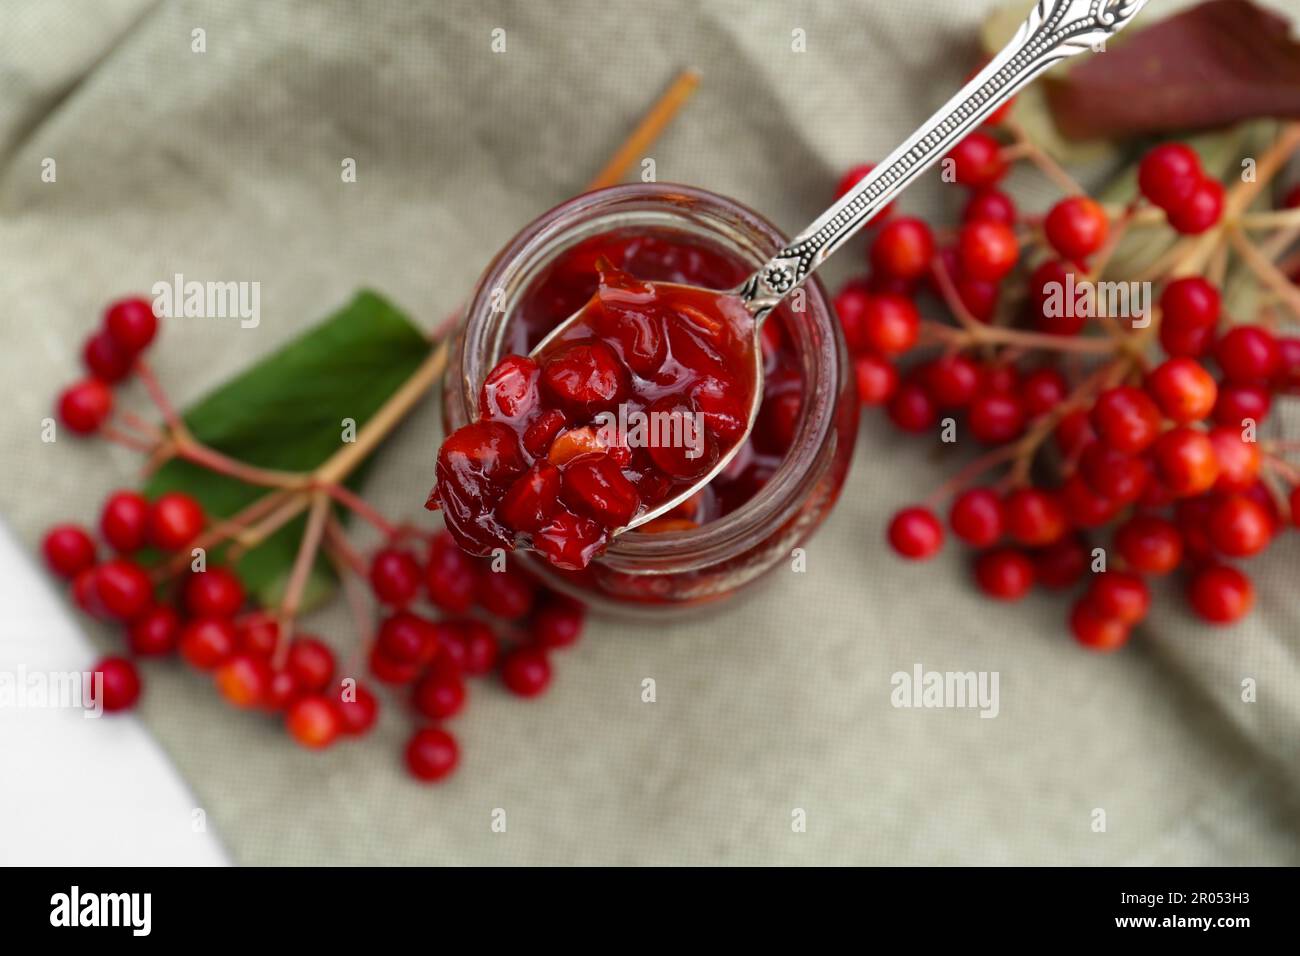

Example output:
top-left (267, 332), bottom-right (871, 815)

top-left (442, 184), bottom-right (858, 615)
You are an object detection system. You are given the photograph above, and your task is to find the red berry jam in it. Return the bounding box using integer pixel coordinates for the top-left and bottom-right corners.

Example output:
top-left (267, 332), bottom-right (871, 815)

top-left (440, 186), bottom-right (855, 610)
top-left (430, 254), bottom-right (764, 570)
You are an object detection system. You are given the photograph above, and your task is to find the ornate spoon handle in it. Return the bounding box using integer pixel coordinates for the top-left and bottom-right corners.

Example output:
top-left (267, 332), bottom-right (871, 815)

top-left (739, 0), bottom-right (1151, 322)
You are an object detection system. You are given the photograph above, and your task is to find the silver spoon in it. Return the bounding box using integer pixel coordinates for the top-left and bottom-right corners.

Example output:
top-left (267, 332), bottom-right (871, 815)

top-left (531, 0), bottom-right (1150, 534)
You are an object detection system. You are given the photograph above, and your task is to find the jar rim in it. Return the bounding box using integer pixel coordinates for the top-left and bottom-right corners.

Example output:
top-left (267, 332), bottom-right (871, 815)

top-left (458, 182), bottom-right (845, 571)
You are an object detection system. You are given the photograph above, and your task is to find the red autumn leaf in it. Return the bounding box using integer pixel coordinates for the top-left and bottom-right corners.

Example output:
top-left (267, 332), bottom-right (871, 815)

top-left (1047, 0), bottom-right (1300, 140)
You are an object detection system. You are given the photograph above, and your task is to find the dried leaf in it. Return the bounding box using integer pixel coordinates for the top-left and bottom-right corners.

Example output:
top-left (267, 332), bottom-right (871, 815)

top-left (1048, 0), bottom-right (1300, 140)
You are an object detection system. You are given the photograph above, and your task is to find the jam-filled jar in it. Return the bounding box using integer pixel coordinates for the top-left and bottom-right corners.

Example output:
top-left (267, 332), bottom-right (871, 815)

top-left (442, 184), bottom-right (857, 614)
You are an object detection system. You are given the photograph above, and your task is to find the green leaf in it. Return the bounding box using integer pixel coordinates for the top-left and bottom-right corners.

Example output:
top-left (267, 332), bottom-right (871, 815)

top-left (145, 291), bottom-right (431, 611)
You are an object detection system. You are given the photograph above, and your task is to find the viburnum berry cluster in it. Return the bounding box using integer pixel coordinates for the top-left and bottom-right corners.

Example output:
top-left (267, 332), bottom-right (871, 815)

top-left (836, 103), bottom-right (1300, 651)
top-left (43, 298), bottom-right (585, 783)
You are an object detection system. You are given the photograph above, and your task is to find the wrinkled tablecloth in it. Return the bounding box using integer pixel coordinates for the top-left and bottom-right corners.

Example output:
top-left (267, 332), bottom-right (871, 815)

top-left (2, 0), bottom-right (1298, 865)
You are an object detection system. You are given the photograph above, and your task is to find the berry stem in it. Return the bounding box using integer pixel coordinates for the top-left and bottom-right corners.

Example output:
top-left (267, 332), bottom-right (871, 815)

top-left (318, 481), bottom-right (399, 538)
top-left (1003, 117), bottom-right (1085, 196)
top-left (1226, 226), bottom-right (1300, 321)
top-left (100, 423), bottom-right (156, 454)
top-left (922, 319), bottom-right (1117, 355)
top-left (929, 253), bottom-right (988, 333)
top-left (275, 491), bottom-right (331, 654)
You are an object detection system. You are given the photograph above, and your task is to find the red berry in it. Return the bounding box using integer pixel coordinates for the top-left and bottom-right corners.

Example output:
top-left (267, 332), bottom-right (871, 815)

top-left (887, 506), bottom-right (944, 560)
top-left (475, 563), bottom-right (537, 620)
top-left (1019, 367), bottom-right (1068, 418)
top-left (861, 293), bottom-right (920, 355)
top-left (1274, 336), bottom-right (1300, 393)
top-left (500, 647), bottom-right (552, 697)
top-left (1061, 472), bottom-right (1120, 529)
top-left (1114, 515), bottom-right (1183, 576)
top-left (93, 558), bottom-right (153, 621)
top-left (182, 566), bottom-right (245, 618)
top-left (968, 389), bottom-right (1026, 444)
top-left (1138, 143), bottom-right (1201, 210)
top-left (1187, 564), bottom-right (1254, 624)
top-left (1044, 196), bottom-right (1108, 261)
top-left (441, 618), bottom-right (499, 675)
top-left (405, 727), bottom-right (459, 782)
top-left (1054, 408), bottom-right (1096, 458)
top-left (533, 510), bottom-right (607, 571)
top-left (148, 492), bottom-right (206, 551)
top-left (561, 454), bottom-right (641, 528)
top-left (235, 612), bottom-right (280, 658)
top-left (179, 617), bottom-right (237, 670)
top-left (287, 637), bottom-right (336, 693)
top-left (1207, 427), bottom-right (1260, 493)
top-left (104, 297), bottom-right (158, 353)
top-left (215, 653), bottom-right (272, 709)
top-left (1213, 383), bottom-right (1271, 428)
top-left (870, 218), bottom-right (935, 281)
top-left (433, 421), bottom-right (528, 555)
top-left (1151, 426), bottom-right (1220, 498)
top-left (921, 354), bottom-right (980, 409)
top-left (1090, 386), bottom-right (1162, 455)
top-left (425, 530), bottom-right (478, 613)
top-left (1003, 488), bottom-right (1067, 547)
top-left (369, 645), bottom-right (421, 685)
top-left (72, 567), bottom-right (107, 619)
top-left (1030, 259), bottom-right (1086, 336)
top-left (413, 660), bottom-right (466, 720)
top-left (1146, 357), bottom-right (1217, 424)
top-left (948, 488), bottom-right (1004, 548)
top-left (1069, 599), bottom-right (1130, 652)
top-left (100, 490), bottom-right (150, 553)
top-left (376, 611), bottom-right (440, 665)
top-left (262, 669), bottom-right (304, 713)
top-left (89, 657), bottom-right (141, 712)
top-left (1032, 536), bottom-right (1088, 590)
top-left (479, 354), bottom-right (541, 421)
top-left (42, 525), bottom-right (97, 578)
top-left (854, 352), bottom-right (898, 405)
top-left (886, 380), bottom-right (937, 433)
top-left (540, 340), bottom-right (628, 415)
top-left (57, 379), bottom-right (113, 434)
top-left (333, 683), bottom-right (379, 735)
top-left (1207, 494), bottom-right (1272, 558)
top-left (1166, 177), bottom-right (1224, 234)
top-left (973, 548), bottom-right (1034, 600)
top-left (962, 189), bottom-right (1016, 225)
top-left (286, 695), bottom-right (341, 750)
top-left (82, 331), bottom-right (134, 383)
top-left (833, 286), bottom-right (872, 352)
top-left (1088, 572), bottom-right (1150, 625)
top-left (127, 605), bottom-right (181, 656)
top-left (532, 595), bottom-right (586, 649)
top-left (958, 221), bottom-right (1018, 282)
top-left (1159, 284), bottom-right (1219, 358)
top-left (1215, 325), bottom-right (1280, 385)
top-left (1079, 442), bottom-right (1149, 504)
top-left (944, 132), bottom-right (1007, 188)
top-left (368, 547), bottom-right (422, 606)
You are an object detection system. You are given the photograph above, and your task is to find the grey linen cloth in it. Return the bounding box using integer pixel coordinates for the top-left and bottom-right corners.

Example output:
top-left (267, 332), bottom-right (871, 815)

top-left (1, 0), bottom-right (1298, 864)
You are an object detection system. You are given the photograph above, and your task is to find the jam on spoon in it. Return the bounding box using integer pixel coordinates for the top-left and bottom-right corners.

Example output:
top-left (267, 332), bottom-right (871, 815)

top-left (431, 0), bottom-right (1150, 570)
top-left (429, 261), bottom-right (758, 569)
